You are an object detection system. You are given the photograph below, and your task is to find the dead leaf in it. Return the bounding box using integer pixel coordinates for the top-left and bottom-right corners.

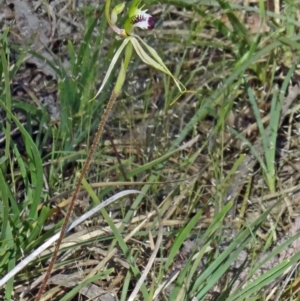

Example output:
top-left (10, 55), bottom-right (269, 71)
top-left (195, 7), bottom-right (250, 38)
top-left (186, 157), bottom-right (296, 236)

top-left (245, 12), bottom-right (269, 34)
top-left (49, 273), bottom-right (118, 301)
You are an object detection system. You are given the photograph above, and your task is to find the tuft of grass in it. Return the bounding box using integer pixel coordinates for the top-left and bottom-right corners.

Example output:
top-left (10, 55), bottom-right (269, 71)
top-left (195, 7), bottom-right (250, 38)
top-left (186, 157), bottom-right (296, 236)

top-left (1, 0), bottom-right (300, 300)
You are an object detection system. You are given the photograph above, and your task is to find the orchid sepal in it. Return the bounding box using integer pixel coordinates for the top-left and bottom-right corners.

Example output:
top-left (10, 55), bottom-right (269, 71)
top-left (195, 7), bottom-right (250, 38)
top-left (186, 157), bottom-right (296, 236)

top-left (130, 36), bottom-right (185, 92)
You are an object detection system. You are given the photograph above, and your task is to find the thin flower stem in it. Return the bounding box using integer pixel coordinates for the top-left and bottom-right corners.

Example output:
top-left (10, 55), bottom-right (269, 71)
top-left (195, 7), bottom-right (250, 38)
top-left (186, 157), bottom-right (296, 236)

top-left (35, 89), bottom-right (119, 301)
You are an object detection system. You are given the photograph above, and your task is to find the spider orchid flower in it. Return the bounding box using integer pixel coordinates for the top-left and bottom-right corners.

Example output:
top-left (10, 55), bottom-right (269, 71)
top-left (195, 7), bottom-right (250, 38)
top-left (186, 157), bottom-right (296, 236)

top-left (91, 0), bottom-right (185, 100)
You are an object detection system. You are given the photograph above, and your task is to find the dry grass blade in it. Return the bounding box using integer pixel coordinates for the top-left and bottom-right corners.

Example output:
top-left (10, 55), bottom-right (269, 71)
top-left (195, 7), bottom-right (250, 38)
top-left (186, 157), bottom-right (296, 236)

top-left (127, 200), bottom-right (163, 301)
top-left (0, 190), bottom-right (142, 289)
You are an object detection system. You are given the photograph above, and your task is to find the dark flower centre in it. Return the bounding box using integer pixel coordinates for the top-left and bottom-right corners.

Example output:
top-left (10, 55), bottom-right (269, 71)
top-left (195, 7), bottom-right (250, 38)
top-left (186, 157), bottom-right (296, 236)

top-left (132, 15), bottom-right (155, 30)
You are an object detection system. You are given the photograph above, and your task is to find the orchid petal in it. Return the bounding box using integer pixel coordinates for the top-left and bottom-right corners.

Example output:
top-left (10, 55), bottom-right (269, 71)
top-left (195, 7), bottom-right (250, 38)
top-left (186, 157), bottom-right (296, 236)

top-left (111, 3), bottom-right (125, 25)
top-left (90, 38), bottom-right (130, 101)
top-left (105, 0), bottom-right (126, 35)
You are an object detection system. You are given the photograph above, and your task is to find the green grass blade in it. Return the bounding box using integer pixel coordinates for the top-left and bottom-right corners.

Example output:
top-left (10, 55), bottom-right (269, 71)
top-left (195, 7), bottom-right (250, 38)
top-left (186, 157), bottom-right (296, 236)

top-left (0, 169), bottom-right (9, 243)
top-left (228, 126), bottom-right (267, 171)
top-left (246, 83), bottom-right (268, 156)
top-left (168, 260), bottom-right (192, 301)
top-left (0, 42), bottom-right (12, 172)
top-left (59, 270), bottom-right (114, 301)
top-left (81, 178), bottom-right (149, 300)
top-left (228, 259), bottom-right (294, 300)
top-left (0, 100), bottom-right (43, 219)
top-left (170, 40), bottom-right (281, 151)
top-left (165, 207), bottom-right (204, 270)
top-left (73, 16), bottom-right (99, 76)
top-left (3, 223), bottom-right (16, 300)
top-left (203, 201), bottom-right (233, 239)
top-left (190, 203), bottom-right (276, 297)
top-left (120, 270), bottom-right (132, 301)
